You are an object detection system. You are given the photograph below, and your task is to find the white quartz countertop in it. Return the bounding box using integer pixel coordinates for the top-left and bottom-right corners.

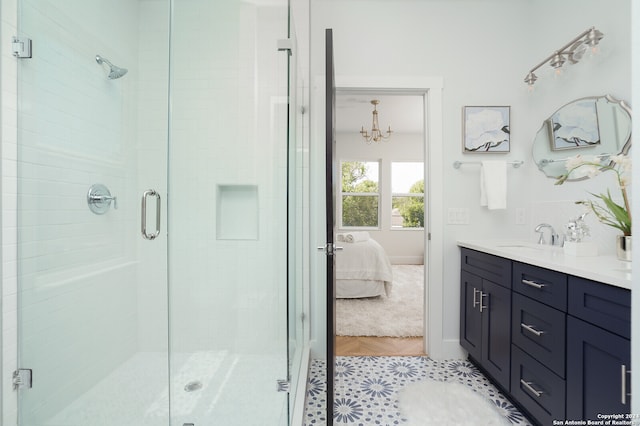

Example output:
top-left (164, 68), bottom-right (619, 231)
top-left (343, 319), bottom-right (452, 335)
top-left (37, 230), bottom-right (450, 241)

top-left (457, 239), bottom-right (632, 290)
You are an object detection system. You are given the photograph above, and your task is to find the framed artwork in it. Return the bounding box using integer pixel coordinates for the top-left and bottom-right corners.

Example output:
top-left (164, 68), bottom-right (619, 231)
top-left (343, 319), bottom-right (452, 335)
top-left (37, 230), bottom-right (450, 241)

top-left (463, 106), bottom-right (510, 153)
top-left (548, 99), bottom-right (600, 151)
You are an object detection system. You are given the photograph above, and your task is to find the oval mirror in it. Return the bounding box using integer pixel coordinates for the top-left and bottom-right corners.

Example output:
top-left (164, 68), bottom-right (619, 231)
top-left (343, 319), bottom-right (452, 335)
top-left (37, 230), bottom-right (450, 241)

top-left (532, 94), bottom-right (631, 180)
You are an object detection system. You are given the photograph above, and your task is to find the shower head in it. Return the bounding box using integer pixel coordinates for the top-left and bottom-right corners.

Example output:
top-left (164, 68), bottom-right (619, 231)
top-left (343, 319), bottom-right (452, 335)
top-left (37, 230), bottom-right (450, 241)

top-left (95, 55), bottom-right (128, 79)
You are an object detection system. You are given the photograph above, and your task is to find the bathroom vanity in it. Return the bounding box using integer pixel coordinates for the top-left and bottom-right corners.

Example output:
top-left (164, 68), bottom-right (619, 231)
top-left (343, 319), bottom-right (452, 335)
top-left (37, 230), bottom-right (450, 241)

top-left (458, 240), bottom-right (631, 426)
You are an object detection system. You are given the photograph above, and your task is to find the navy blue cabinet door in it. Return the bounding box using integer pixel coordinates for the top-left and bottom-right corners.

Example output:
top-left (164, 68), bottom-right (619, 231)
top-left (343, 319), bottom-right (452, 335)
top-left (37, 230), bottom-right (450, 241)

top-left (460, 270), bottom-right (482, 361)
top-left (567, 316), bottom-right (631, 420)
top-left (482, 279), bottom-right (511, 390)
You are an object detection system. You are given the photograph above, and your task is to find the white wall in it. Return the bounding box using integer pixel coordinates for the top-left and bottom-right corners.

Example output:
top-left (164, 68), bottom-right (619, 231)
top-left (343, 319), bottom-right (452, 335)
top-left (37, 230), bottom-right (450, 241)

top-left (309, 0), bottom-right (632, 358)
top-left (336, 130), bottom-right (424, 264)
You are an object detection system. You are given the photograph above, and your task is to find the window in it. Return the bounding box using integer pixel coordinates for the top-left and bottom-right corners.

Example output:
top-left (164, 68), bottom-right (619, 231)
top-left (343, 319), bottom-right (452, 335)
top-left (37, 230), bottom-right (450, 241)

top-left (391, 162), bottom-right (424, 229)
top-left (340, 160), bottom-right (380, 228)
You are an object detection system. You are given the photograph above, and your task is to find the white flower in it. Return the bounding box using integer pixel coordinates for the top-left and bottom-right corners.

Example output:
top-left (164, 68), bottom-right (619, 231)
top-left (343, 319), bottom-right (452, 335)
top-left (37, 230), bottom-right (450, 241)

top-left (565, 155), bottom-right (585, 171)
top-left (586, 165), bottom-right (602, 177)
top-left (611, 154), bottom-right (632, 175)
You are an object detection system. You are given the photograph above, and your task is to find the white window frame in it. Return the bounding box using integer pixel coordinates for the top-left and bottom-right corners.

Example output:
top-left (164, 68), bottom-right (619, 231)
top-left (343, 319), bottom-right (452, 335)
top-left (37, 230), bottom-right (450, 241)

top-left (390, 161), bottom-right (425, 230)
top-left (339, 159), bottom-right (381, 230)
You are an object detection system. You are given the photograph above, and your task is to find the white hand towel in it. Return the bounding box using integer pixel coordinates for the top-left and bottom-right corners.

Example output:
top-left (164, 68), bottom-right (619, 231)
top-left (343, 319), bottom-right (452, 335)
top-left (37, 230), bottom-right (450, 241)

top-left (345, 231), bottom-right (370, 243)
top-left (480, 161), bottom-right (507, 210)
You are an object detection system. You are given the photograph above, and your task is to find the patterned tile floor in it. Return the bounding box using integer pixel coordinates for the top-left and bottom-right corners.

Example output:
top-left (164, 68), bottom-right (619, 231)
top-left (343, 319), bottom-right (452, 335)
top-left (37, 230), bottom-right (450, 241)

top-left (304, 356), bottom-right (532, 425)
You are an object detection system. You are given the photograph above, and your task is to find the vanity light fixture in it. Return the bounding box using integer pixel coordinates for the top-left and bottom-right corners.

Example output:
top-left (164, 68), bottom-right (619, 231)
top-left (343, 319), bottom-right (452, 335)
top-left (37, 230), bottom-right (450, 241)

top-left (524, 27), bottom-right (604, 89)
top-left (360, 100), bottom-right (392, 144)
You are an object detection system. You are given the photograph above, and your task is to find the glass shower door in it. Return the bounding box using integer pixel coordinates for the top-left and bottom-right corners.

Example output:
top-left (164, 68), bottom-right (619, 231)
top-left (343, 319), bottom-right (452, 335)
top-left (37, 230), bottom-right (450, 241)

top-left (167, 0), bottom-right (290, 424)
top-left (16, 0), bottom-right (172, 424)
top-left (16, 0), bottom-right (293, 424)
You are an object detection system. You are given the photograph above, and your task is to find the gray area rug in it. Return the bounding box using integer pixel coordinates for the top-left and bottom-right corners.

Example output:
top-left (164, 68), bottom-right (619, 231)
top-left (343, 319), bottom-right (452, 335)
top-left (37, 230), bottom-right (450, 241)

top-left (336, 264), bottom-right (424, 337)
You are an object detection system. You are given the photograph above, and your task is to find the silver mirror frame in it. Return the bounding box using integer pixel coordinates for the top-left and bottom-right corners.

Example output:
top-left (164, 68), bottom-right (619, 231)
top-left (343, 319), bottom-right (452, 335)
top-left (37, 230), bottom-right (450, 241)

top-left (532, 94), bottom-right (632, 181)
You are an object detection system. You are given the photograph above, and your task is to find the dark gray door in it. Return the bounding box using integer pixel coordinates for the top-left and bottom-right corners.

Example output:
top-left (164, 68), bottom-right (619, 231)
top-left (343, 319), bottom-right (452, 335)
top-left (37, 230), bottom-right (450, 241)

top-left (325, 27), bottom-right (336, 426)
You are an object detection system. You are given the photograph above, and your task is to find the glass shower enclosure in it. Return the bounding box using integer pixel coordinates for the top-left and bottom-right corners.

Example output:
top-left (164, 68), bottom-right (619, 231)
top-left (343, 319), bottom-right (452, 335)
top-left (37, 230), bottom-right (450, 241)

top-left (14, 0), bottom-right (304, 424)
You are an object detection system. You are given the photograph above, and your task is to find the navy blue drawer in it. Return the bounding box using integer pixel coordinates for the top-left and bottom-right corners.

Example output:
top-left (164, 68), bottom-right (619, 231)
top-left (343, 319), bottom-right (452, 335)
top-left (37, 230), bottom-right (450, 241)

top-left (568, 276), bottom-right (631, 339)
top-left (512, 293), bottom-right (566, 378)
top-left (460, 248), bottom-right (512, 289)
top-left (513, 262), bottom-right (567, 310)
top-left (511, 345), bottom-right (566, 426)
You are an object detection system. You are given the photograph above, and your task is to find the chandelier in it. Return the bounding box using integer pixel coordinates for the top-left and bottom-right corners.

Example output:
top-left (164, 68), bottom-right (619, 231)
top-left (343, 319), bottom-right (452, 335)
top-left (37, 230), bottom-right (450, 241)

top-left (524, 27), bottom-right (604, 89)
top-left (360, 100), bottom-right (392, 143)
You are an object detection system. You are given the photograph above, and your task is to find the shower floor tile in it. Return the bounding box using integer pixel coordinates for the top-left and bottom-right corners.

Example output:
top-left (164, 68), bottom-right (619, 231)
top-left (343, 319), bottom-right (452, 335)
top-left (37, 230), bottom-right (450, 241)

top-left (303, 356), bottom-right (532, 425)
top-left (44, 351), bottom-right (287, 426)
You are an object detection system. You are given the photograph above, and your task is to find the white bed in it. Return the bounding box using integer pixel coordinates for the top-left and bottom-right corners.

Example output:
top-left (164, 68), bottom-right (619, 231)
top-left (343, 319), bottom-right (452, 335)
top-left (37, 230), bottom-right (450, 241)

top-left (335, 236), bottom-right (393, 298)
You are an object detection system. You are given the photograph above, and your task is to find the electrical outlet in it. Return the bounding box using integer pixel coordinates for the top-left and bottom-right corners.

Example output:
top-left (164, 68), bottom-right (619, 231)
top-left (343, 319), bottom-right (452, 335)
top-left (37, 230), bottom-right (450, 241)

top-left (515, 208), bottom-right (526, 225)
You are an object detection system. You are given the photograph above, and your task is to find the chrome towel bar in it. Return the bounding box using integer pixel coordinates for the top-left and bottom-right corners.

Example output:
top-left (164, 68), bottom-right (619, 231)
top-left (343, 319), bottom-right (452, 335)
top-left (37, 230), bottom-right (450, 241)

top-left (453, 160), bottom-right (524, 169)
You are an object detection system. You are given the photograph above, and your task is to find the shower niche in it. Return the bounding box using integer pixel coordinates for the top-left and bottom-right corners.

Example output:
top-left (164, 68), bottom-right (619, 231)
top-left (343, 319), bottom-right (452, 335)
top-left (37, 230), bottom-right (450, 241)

top-left (216, 184), bottom-right (259, 240)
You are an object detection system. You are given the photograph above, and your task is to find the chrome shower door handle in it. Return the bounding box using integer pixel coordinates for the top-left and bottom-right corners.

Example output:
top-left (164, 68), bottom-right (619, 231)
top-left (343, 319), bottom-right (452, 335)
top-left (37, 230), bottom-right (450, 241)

top-left (141, 189), bottom-right (161, 240)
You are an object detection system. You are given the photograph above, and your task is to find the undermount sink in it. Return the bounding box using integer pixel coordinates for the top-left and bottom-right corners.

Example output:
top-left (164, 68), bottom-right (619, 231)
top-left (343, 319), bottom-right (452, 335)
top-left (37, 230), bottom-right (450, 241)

top-left (497, 244), bottom-right (541, 248)
top-left (495, 242), bottom-right (559, 252)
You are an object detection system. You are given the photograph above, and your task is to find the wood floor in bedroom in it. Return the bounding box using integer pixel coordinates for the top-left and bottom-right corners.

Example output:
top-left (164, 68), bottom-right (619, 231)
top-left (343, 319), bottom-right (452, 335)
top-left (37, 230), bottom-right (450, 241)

top-left (335, 336), bottom-right (426, 356)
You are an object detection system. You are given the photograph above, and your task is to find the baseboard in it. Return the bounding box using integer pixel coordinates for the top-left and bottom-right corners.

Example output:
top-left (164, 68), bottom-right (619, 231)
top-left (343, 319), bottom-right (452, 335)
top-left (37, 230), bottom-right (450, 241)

top-left (390, 256), bottom-right (424, 265)
top-left (290, 344), bottom-right (311, 426)
top-left (441, 338), bottom-right (466, 360)
top-left (428, 337), bottom-right (467, 360)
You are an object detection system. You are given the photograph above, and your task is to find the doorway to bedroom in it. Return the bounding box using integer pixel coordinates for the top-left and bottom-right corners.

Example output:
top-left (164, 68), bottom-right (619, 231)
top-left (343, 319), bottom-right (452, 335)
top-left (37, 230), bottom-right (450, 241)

top-left (334, 92), bottom-right (426, 356)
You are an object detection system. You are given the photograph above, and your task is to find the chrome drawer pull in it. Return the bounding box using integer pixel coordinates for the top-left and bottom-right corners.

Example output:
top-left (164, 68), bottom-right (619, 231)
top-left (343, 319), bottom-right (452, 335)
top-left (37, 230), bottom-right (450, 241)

top-left (521, 323), bottom-right (545, 336)
top-left (520, 379), bottom-right (544, 397)
top-left (621, 364), bottom-right (631, 405)
top-left (522, 279), bottom-right (546, 289)
top-left (479, 292), bottom-right (488, 313)
top-left (473, 288), bottom-right (480, 308)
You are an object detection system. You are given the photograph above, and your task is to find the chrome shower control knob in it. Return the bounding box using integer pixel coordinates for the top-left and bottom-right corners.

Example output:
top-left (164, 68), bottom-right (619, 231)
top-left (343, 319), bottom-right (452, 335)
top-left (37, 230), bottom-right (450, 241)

top-left (87, 184), bottom-right (117, 215)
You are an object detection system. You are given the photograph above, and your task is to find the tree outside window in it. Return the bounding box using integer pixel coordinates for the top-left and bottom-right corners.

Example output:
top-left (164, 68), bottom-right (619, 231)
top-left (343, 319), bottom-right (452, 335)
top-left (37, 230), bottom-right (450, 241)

top-left (391, 162), bottom-right (424, 228)
top-left (341, 161), bottom-right (379, 227)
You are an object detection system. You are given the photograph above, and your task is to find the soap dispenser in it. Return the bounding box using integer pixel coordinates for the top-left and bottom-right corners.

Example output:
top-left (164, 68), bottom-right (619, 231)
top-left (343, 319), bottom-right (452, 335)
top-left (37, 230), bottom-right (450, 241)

top-left (563, 212), bottom-right (598, 256)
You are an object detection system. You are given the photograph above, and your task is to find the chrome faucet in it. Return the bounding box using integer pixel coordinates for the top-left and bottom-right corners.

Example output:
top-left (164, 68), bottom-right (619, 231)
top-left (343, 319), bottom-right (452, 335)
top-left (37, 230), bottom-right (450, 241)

top-left (535, 223), bottom-right (562, 246)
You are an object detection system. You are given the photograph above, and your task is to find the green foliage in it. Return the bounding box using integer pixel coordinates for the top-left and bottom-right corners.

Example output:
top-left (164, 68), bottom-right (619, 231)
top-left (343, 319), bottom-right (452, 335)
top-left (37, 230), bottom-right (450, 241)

top-left (557, 156), bottom-right (632, 236)
top-left (341, 162), bottom-right (378, 192)
top-left (393, 180), bottom-right (425, 228)
top-left (341, 161), bottom-right (379, 227)
top-left (342, 195), bottom-right (379, 227)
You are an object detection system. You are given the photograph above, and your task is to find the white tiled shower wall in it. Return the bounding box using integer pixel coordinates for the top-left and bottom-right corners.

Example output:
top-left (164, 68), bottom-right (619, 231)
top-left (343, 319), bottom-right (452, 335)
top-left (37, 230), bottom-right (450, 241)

top-left (1, 0), bottom-right (291, 423)
top-left (167, 1), bottom-right (289, 354)
top-left (7, 0), bottom-right (142, 422)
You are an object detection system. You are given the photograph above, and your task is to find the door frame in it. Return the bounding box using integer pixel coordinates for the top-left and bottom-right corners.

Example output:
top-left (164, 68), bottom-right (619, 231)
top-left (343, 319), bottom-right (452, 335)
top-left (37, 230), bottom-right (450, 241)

top-left (333, 75), bottom-right (445, 357)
